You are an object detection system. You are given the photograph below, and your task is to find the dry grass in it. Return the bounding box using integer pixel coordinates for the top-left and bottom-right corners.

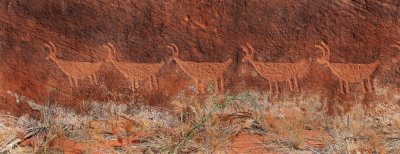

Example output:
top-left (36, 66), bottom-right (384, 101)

top-left (2, 87), bottom-right (400, 153)
top-left (319, 104), bottom-right (389, 153)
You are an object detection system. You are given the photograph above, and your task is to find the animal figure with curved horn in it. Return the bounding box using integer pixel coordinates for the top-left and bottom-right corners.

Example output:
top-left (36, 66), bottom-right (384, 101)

top-left (44, 42), bottom-right (102, 87)
top-left (167, 43), bottom-right (232, 94)
top-left (103, 43), bottom-right (164, 91)
top-left (315, 41), bottom-right (379, 94)
top-left (241, 42), bottom-right (310, 95)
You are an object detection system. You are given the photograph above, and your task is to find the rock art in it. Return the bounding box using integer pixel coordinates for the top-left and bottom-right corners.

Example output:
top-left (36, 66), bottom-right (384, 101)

top-left (103, 43), bottom-right (164, 91)
top-left (168, 43), bottom-right (232, 94)
top-left (0, 0), bottom-right (398, 114)
top-left (44, 42), bottom-right (102, 88)
top-left (315, 41), bottom-right (379, 94)
top-left (241, 43), bottom-right (310, 95)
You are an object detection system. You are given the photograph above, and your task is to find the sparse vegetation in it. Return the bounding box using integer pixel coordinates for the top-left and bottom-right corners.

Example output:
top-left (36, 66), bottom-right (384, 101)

top-left (2, 86), bottom-right (400, 153)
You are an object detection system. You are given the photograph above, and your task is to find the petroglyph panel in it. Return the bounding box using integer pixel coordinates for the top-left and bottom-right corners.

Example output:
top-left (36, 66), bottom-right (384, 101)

top-left (241, 43), bottom-right (310, 95)
top-left (315, 41), bottom-right (378, 94)
top-left (104, 43), bottom-right (164, 91)
top-left (45, 42), bottom-right (102, 87)
top-left (0, 0), bottom-right (399, 114)
top-left (168, 43), bottom-right (232, 94)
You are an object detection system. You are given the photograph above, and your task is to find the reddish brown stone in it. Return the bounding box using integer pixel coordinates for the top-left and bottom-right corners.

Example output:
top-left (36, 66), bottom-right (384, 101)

top-left (0, 0), bottom-right (399, 115)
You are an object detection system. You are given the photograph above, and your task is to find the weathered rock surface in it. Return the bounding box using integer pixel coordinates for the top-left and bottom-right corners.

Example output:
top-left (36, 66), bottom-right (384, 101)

top-left (0, 0), bottom-right (399, 117)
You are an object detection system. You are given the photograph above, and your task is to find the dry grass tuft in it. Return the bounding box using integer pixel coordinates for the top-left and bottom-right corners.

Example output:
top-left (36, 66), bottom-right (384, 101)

top-left (2, 89), bottom-right (400, 153)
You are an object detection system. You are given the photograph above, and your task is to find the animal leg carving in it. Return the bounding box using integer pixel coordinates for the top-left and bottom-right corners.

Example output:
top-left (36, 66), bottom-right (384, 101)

top-left (220, 76), bottom-right (225, 93)
top-left (367, 77), bottom-right (373, 92)
top-left (130, 78), bottom-right (135, 91)
top-left (94, 74), bottom-right (99, 85)
top-left (136, 80), bottom-right (139, 89)
top-left (74, 78), bottom-right (79, 88)
top-left (89, 75), bottom-right (94, 85)
top-left (269, 80), bottom-right (274, 95)
top-left (295, 77), bottom-right (299, 92)
top-left (69, 77), bottom-right (74, 87)
top-left (275, 81), bottom-right (280, 95)
top-left (289, 79), bottom-right (294, 92)
top-left (361, 79), bottom-right (366, 93)
top-left (345, 81), bottom-right (350, 93)
top-left (153, 75), bottom-right (158, 90)
top-left (149, 76), bottom-right (154, 90)
top-left (201, 82), bottom-right (206, 94)
top-left (339, 80), bottom-right (344, 94)
top-left (215, 77), bottom-right (219, 94)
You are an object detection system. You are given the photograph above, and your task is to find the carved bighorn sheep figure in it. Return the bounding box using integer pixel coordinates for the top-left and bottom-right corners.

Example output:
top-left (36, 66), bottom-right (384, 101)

top-left (44, 42), bottom-right (102, 87)
top-left (167, 43), bottom-right (232, 94)
top-left (241, 43), bottom-right (310, 95)
top-left (103, 43), bottom-right (164, 91)
top-left (315, 41), bottom-right (379, 94)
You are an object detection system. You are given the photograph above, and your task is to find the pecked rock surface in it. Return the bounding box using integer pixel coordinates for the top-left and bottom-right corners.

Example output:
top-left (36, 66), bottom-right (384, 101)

top-left (0, 0), bottom-right (399, 118)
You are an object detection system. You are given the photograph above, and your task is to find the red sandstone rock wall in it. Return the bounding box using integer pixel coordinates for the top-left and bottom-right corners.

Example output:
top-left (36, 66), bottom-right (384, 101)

top-left (0, 0), bottom-right (399, 115)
